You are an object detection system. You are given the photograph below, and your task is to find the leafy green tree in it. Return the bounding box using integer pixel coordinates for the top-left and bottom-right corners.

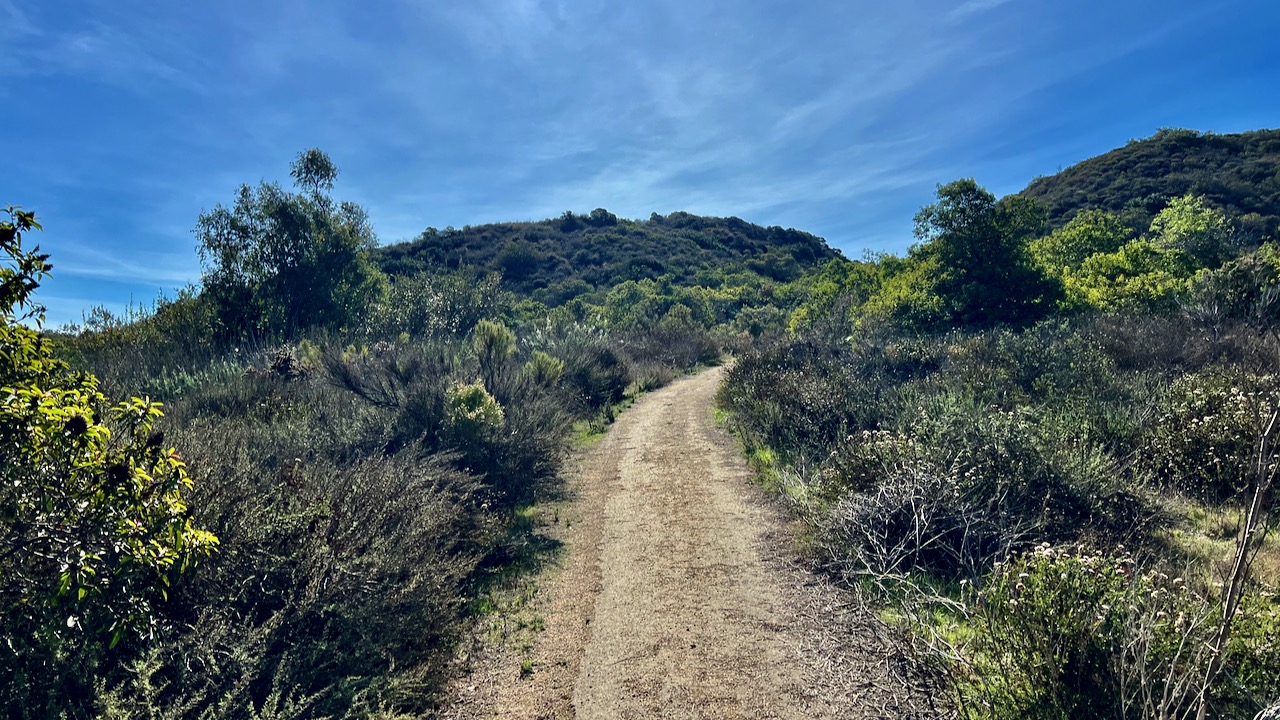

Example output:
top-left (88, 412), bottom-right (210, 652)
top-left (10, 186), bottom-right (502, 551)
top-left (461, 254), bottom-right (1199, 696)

top-left (587, 207), bottom-right (618, 227)
top-left (289, 147), bottom-right (338, 196)
top-left (1060, 239), bottom-right (1194, 312)
top-left (196, 149), bottom-right (386, 338)
top-left (909, 179), bottom-right (1060, 327)
top-left (493, 240), bottom-right (543, 282)
top-left (1030, 209), bottom-right (1133, 274)
top-left (0, 207), bottom-right (216, 714)
top-left (599, 279), bottom-right (668, 329)
top-left (858, 254), bottom-right (947, 330)
top-left (1149, 194), bottom-right (1239, 267)
top-left (786, 258), bottom-right (886, 334)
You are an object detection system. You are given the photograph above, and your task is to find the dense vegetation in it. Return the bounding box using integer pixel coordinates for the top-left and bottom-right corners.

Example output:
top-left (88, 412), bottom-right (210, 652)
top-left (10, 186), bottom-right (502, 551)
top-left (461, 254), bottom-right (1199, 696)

top-left (374, 208), bottom-right (839, 304)
top-left (1021, 128), bottom-right (1280, 240)
top-left (720, 164), bottom-right (1280, 718)
top-left (5, 152), bottom-right (726, 719)
top-left (8, 128), bottom-right (1280, 719)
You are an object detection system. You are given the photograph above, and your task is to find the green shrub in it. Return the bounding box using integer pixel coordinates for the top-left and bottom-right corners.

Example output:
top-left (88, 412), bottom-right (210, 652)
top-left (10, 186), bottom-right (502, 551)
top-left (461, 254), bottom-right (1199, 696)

top-left (621, 322), bottom-right (720, 374)
top-left (1228, 591), bottom-right (1280, 707)
top-left (952, 545), bottom-right (1274, 720)
top-left (538, 326), bottom-right (631, 416)
top-left (148, 358), bottom-right (246, 401)
top-left (718, 338), bottom-right (897, 466)
top-left (446, 381), bottom-right (505, 442)
top-left (957, 545), bottom-right (1135, 720)
top-left (108, 445), bottom-right (485, 719)
top-left (471, 319), bottom-right (516, 391)
top-left (520, 350), bottom-right (564, 388)
top-left (822, 397), bottom-right (1143, 581)
top-left (0, 207), bottom-right (217, 718)
top-left (55, 290), bottom-right (223, 398)
top-left (367, 272), bottom-right (511, 340)
top-left (1141, 370), bottom-right (1280, 501)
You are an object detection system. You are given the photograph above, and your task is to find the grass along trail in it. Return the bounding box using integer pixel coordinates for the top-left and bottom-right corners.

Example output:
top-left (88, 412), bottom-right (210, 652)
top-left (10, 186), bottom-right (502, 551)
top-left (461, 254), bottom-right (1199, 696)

top-left (444, 367), bottom-right (932, 719)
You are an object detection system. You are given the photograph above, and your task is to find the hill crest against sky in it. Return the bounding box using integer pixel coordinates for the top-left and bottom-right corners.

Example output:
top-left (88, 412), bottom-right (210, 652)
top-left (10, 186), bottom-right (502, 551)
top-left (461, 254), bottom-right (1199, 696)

top-left (5, 1), bottom-right (1277, 325)
top-left (1021, 128), bottom-right (1280, 239)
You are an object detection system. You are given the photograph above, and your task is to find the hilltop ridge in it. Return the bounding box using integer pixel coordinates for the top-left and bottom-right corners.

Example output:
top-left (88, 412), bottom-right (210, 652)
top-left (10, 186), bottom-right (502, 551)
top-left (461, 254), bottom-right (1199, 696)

top-left (1020, 128), bottom-right (1280, 238)
top-left (374, 210), bottom-right (841, 305)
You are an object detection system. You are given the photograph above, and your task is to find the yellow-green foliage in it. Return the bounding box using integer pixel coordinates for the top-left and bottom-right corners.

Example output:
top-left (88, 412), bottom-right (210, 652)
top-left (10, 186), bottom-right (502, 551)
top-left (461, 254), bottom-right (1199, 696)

top-left (598, 278), bottom-right (716, 329)
top-left (1229, 591), bottom-right (1280, 701)
top-left (1060, 239), bottom-right (1195, 312)
top-left (1, 206), bottom-right (216, 659)
top-left (472, 319), bottom-right (517, 390)
top-left (1, 392), bottom-right (218, 636)
top-left (786, 257), bottom-right (883, 334)
top-left (521, 350), bottom-right (564, 388)
top-left (446, 380), bottom-right (505, 440)
top-left (1150, 194), bottom-right (1236, 265)
top-left (1030, 209), bottom-right (1132, 275)
top-left (470, 316), bottom-right (511, 367)
top-left (295, 338), bottom-right (323, 369)
top-left (1029, 196), bottom-right (1236, 314)
top-left (857, 255), bottom-right (946, 330)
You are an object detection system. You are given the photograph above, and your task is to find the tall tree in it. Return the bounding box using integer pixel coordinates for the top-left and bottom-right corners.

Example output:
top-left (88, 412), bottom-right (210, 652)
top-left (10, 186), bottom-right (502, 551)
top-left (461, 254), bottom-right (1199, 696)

top-left (196, 149), bottom-right (386, 338)
top-left (289, 147), bottom-right (339, 196)
top-left (911, 179), bottom-right (1060, 327)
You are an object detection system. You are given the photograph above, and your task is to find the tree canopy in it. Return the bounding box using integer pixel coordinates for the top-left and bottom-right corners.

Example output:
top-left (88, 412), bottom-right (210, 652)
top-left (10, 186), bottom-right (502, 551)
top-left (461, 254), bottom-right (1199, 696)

top-left (908, 179), bottom-right (1060, 328)
top-left (196, 149), bottom-right (386, 339)
top-left (374, 210), bottom-right (839, 303)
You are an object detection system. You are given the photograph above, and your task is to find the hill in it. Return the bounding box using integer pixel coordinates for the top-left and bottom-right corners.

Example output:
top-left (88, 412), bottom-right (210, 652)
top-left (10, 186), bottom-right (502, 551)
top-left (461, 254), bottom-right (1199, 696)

top-left (1020, 128), bottom-right (1280, 239)
top-left (374, 209), bottom-right (841, 305)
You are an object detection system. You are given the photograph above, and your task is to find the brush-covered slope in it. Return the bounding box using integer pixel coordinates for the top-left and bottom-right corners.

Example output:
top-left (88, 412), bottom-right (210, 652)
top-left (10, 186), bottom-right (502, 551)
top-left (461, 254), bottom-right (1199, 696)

top-left (1021, 128), bottom-right (1280, 238)
top-left (374, 209), bottom-right (841, 305)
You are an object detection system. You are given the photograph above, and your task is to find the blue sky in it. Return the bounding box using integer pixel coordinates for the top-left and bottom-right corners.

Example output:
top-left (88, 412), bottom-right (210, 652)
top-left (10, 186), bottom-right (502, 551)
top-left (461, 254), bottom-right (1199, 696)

top-left (1, 0), bottom-right (1277, 326)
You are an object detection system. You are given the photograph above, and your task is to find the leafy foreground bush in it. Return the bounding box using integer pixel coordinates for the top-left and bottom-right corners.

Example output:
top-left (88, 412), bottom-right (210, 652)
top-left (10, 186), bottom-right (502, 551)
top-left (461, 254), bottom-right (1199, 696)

top-left (0, 208), bottom-right (217, 718)
top-left (99, 450), bottom-right (483, 719)
top-left (86, 331), bottom-right (568, 719)
top-left (718, 317), bottom-right (1280, 718)
top-left (946, 545), bottom-right (1278, 720)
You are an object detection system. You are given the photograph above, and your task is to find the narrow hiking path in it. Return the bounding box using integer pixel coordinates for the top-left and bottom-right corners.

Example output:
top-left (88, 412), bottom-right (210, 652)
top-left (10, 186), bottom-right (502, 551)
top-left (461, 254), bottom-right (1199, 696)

top-left (444, 367), bottom-right (933, 719)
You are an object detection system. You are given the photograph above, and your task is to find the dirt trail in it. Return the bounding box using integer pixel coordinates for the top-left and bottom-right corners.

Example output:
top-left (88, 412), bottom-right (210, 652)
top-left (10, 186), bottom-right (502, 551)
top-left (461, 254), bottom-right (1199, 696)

top-left (445, 367), bottom-right (931, 719)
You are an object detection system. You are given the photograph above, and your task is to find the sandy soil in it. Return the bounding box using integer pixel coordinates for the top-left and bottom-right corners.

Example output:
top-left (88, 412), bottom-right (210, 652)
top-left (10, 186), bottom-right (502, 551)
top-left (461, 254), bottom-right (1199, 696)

top-left (443, 366), bottom-right (934, 719)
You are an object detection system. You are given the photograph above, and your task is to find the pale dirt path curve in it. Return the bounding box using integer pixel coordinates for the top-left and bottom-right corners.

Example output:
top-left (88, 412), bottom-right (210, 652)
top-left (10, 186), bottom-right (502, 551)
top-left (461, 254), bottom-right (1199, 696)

top-left (444, 367), bottom-right (933, 719)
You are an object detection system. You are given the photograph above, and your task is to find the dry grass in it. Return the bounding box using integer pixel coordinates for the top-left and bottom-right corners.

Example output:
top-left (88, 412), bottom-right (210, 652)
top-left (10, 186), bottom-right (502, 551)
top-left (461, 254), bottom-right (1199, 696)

top-left (1159, 498), bottom-right (1280, 590)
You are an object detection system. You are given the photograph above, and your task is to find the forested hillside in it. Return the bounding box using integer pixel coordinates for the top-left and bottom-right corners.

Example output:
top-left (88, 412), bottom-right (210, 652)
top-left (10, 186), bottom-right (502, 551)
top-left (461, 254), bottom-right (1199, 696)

top-left (374, 210), bottom-right (839, 304)
top-left (1021, 128), bottom-right (1280, 239)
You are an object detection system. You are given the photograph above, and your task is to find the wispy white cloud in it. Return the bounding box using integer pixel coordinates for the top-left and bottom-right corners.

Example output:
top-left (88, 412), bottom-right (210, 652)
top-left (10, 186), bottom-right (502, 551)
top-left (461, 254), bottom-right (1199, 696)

top-left (0, 0), bottom-right (36, 38)
top-left (48, 240), bottom-right (198, 286)
top-left (948, 0), bottom-right (1018, 20)
top-left (7, 0), bottom-right (1274, 323)
top-left (0, 10), bottom-right (209, 96)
